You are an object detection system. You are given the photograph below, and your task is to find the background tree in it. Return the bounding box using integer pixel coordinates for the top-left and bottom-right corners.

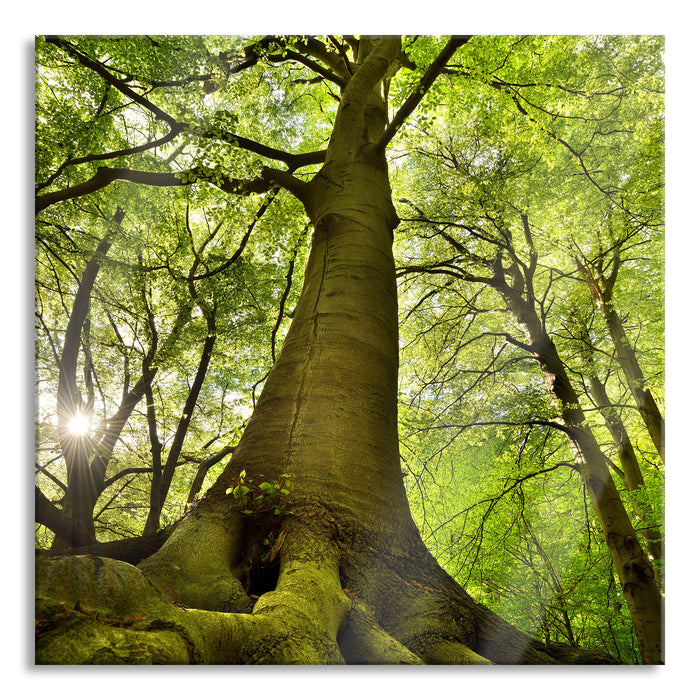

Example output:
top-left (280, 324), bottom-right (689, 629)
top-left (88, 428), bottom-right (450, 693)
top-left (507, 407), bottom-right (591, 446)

top-left (391, 34), bottom-right (664, 662)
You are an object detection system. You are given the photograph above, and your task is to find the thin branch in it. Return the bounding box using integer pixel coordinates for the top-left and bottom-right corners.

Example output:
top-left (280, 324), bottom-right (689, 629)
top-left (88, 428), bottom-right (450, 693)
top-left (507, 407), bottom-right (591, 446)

top-left (416, 418), bottom-right (575, 437)
top-left (199, 127), bottom-right (325, 171)
top-left (45, 36), bottom-right (180, 128)
top-left (192, 192), bottom-right (276, 281)
top-left (35, 462), bottom-right (67, 491)
top-left (36, 125), bottom-right (186, 194)
top-left (102, 467), bottom-right (153, 491)
top-left (272, 236), bottom-right (305, 362)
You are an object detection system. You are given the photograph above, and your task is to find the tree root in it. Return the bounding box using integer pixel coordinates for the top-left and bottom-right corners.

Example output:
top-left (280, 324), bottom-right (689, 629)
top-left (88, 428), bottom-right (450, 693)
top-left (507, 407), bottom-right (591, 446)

top-left (35, 510), bottom-right (618, 665)
top-left (339, 598), bottom-right (425, 664)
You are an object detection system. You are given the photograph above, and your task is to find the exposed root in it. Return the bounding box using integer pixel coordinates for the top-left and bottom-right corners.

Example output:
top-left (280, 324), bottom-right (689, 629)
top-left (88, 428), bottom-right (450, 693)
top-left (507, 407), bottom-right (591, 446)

top-left (421, 641), bottom-right (493, 665)
top-left (239, 515), bottom-right (351, 663)
top-left (35, 509), bottom-right (618, 665)
top-left (137, 497), bottom-right (251, 613)
top-left (35, 555), bottom-right (250, 664)
top-left (335, 522), bottom-right (563, 664)
top-left (338, 598), bottom-right (424, 664)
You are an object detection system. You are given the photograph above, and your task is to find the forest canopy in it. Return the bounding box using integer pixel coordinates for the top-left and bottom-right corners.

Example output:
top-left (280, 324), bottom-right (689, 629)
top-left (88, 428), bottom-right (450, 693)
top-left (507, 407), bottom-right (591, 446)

top-left (34, 33), bottom-right (664, 666)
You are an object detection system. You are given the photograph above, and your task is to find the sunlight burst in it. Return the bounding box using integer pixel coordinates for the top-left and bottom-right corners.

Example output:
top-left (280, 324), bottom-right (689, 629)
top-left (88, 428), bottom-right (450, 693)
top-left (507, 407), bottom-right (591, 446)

top-left (68, 413), bottom-right (90, 436)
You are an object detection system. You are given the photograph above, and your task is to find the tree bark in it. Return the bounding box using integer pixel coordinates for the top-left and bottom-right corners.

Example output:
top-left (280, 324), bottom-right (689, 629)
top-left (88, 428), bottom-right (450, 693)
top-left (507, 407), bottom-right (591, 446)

top-left (585, 374), bottom-right (663, 562)
top-left (597, 302), bottom-right (665, 463)
top-left (53, 209), bottom-right (124, 548)
top-left (143, 305), bottom-right (217, 535)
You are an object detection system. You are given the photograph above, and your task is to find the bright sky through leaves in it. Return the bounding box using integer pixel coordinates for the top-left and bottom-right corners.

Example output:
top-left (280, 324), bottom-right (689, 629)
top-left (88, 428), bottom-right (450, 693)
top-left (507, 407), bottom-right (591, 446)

top-left (67, 413), bottom-right (90, 436)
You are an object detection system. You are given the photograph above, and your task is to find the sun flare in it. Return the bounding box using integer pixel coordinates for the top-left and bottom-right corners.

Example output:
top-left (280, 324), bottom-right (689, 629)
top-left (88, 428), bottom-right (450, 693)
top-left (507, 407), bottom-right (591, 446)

top-left (68, 413), bottom-right (90, 436)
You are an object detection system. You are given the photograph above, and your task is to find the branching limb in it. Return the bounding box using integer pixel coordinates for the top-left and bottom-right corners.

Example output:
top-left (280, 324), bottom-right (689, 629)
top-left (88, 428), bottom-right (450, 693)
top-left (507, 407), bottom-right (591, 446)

top-left (396, 261), bottom-right (495, 287)
top-left (192, 193), bottom-right (274, 281)
top-left (199, 127), bottom-right (325, 171)
top-left (35, 166), bottom-right (272, 213)
top-left (102, 468), bottom-right (153, 491)
top-left (230, 35), bottom-right (352, 85)
top-left (36, 125), bottom-right (187, 194)
top-left (45, 36), bottom-right (181, 128)
top-left (186, 446), bottom-right (236, 504)
top-left (271, 239), bottom-right (304, 363)
top-left (330, 37), bottom-right (401, 146)
top-left (265, 48), bottom-right (346, 87)
top-left (260, 166), bottom-right (309, 202)
top-left (35, 461), bottom-right (66, 491)
top-left (376, 36), bottom-right (471, 151)
top-left (416, 419), bottom-right (574, 437)
top-left (35, 485), bottom-right (92, 548)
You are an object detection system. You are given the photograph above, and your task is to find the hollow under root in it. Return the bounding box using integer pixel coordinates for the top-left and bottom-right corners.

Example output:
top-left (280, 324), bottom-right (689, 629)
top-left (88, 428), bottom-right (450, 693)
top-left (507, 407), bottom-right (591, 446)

top-left (238, 514), bottom-right (351, 664)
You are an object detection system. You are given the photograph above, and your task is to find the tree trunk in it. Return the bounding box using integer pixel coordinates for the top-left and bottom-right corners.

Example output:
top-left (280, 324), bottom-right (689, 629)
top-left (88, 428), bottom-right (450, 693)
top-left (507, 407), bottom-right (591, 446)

top-left (585, 374), bottom-right (663, 562)
top-left (579, 251), bottom-right (665, 463)
top-left (53, 209), bottom-right (124, 548)
top-left (597, 302), bottom-right (665, 463)
top-left (143, 305), bottom-right (217, 535)
top-left (499, 289), bottom-right (663, 664)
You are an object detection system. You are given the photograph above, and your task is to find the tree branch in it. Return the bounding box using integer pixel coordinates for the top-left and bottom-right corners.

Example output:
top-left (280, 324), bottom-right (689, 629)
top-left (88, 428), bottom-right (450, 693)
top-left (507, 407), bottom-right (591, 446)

top-left (192, 193), bottom-right (275, 281)
top-left (36, 125), bottom-right (187, 194)
top-left (35, 166), bottom-right (273, 213)
top-left (35, 485), bottom-right (93, 548)
top-left (416, 419), bottom-right (575, 437)
top-left (376, 36), bottom-right (471, 151)
top-left (266, 48), bottom-right (346, 87)
top-left (45, 36), bottom-right (181, 128)
top-left (186, 446), bottom-right (236, 504)
top-left (102, 468), bottom-right (153, 491)
top-left (199, 126), bottom-right (325, 171)
top-left (331, 36), bottom-right (401, 144)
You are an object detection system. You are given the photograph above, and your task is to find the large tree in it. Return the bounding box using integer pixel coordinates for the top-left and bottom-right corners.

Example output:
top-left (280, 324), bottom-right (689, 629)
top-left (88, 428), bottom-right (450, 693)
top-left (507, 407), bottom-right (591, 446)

top-left (35, 34), bottom-right (663, 664)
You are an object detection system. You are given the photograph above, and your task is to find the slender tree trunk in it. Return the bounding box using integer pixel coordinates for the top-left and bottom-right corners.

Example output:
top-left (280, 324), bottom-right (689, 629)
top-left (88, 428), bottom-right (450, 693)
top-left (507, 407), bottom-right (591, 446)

top-left (522, 518), bottom-right (577, 647)
top-left (143, 305), bottom-right (217, 535)
top-left (579, 251), bottom-right (665, 463)
top-left (597, 302), bottom-right (665, 462)
top-left (499, 290), bottom-right (663, 663)
top-left (143, 377), bottom-right (163, 531)
top-left (51, 242), bottom-right (196, 548)
top-left (585, 374), bottom-right (663, 561)
top-left (53, 209), bottom-right (124, 548)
